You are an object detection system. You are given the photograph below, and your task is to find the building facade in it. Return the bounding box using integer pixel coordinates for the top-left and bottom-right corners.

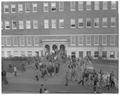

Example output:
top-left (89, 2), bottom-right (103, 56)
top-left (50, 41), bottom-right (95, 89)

top-left (1, 1), bottom-right (119, 60)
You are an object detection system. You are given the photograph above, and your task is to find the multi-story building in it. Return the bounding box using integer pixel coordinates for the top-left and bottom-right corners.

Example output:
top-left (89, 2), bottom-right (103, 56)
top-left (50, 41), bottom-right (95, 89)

top-left (1, 1), bottom-right (119, 60)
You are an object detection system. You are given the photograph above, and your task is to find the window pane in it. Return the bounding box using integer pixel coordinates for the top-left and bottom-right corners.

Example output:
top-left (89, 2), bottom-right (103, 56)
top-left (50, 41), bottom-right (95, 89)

top-left (78, 18), bottom-right (83, 28)
top-left (86, 35), bottom-right (91, 45)
top-left (33, 20), bottom-right (38, 29)
top-left (19, 21), bottom-right (24, 29)
top-left (94, 2), bottom-right (99, 10)
top-left (70, 2), bottom-right (76, 11)
top-left (94, 18), bottom-right (99, 28)
top-left (43, 3), bottom-right (48, 12)
top-left (94, 35), bottom-right (99, 45)
top-left (78, 36), bottom-right (84, 46)
top-left (11, 4), bottom-right (16, 13)
top-left (102, 35), bottom-right (107, 45)
top-left (33, 3), bottom-right (37, 12)
top-left (51, 3), bottom-right (56, 12)
top-left (111, 17), bottom-right (116, 27)
top-left (111, 1), bottom-right (117, 9)
top-left (86, 1), bottom-right (91, 10)
top-left (71, 19), bottom-right (75, 28)
top-left (5, 21), bottom-right (10, 30)
top-left (26, 20), bottom-right (31, 29)
top-left (18, 4), bottom-right (23, 12)
top-left (78, 2), bottom-right (83, 11)
top-left (4, 5), bottom-right (9, 13)
top-left (51, 19), bottom-right (56, 28)
top-left (25, 3), bottom-right (31, 12)
top-left (103, 2), bottom-right (108, 10)
top-left (86, 18), bottom-right (91, 28)
top-left (20, 36), bottom-right (25, 46)
top-left (110, 35), bottom-right (115, 46)
top-left (102, 17), bottom-right (107, 27)
top-left (71, 36), bottom-right (76, 46)
top-left (12, 20), bottom-right (17, 29)
top-left (27, 36), bottom-right (32, 46)
top-left (44, 19), bottom-right (49, 29)
top-left (59, 2), bottom-right (64, 11)
top-left (59, 19), bottom-right (64, 28)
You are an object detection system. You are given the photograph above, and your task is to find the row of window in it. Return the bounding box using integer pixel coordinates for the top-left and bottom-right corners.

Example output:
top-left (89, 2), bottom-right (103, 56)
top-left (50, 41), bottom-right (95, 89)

top-left (2, 35), bottom-right (117, 47)
top-left (2, 50), bottom-right (116, 58)
top-left (3, 1), bottom-right (117, 13)
top-left (71, 35), bottom-right (116, 46)
top-left (2, 17), bottom-right (116, 30)
top-left (73, 51), bottom-right (116, 58)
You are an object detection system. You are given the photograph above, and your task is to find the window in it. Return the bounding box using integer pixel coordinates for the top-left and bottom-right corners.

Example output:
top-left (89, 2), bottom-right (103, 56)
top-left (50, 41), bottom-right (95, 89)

top-left (86, 51), bottom-right (91, 56)
top-left (110, 35), bottom-right (115, 46)
top-left (103, 2), bottom-right (108, 10)
top-left (78, 36), bottom-right (84, 46)
top-left (86, 35), bottom-right (91, 46)
top-left (86, 1), bottom-right (91, 10)
top-left (25, 3), bottom-right (31, 13)
top-left (19, 21), bottom-right (24, 29)
top-left (6, 37), bottom-right (11, 46)
top-left (110, 51), bottom-right (115, 58)
top-left (70, 2), bottom-right (76, 11)
top-left (13, 36), bottom-right (19, 46)
top-left (94, 18), bottom-right (99, 28)
top-left (19, 36), bottom-right (25, 46)
top-left (71, 36), bottom-right (76, 46)
top-left (21, 51), bottom-right (25, 57)
top-left (51, 19), bottom-right (56, 28)
top-left (71, 19), bottom-right (75, 28)
top-left (78, 18), bottom-right (83, 28)
top-left (59, 2), bottom-right (64, 11)
top-left (4, 5), bottom-right (9, 13)
top-left (59, 19), bottom-right (64, 28)
top-left (34, 36), bottom-right (39, 46)
top-left (94, 51), bottom-right (99, 57)
top-left (26, 20), bottom-right (31, 29)
top-left (28, 51), bottom-right (32, 57)
top-left (44, 19), bottom-right (49, 29)
top-left (2, 37), bottom-right (6, 46)
top-left (111, 17), bottom-right (116, 27)
top-left (111, 1), bottom-right (117, 10)
top-left (78, 2), bottom-right (83, 11)
top-left (12, 20), bottom-right (17, 29)
top-left (102, 35), bottom-right (107, 45)
top-left (7, 51), bottom-right (12, 57)
top-left (27, 36), bottom-right (32, 46)
top-left (13, 51), bottom-right (18, 57)
top-left (32, 3), bottom-right (37, 12)
top-left (18, 4), bottom-right (23, 12)
top-left (2, 51), bottom-right (4, 57)
top-left (86, 18), bottom-right (91, 28)
top-left (102, 17), bottom-right (107, 27)
top-left (43, 3), bottom-right (48, 12)
top-left (79, 51), bottom-right (83, 58)
top-left (71, 52), bottom-right (76, 58)
top-left (5, 21), bottom-right (10, 30)
top-left (11, 4), bottom-right (16, 13)
top-left (51, 3), bottom-right (56, 12)
top-left (102, 51), bottom-right (107, 58)
top-left (94, 35), bottom-right (99, 45)
top-left (94, 2), bottom-right (99, 10)
top-left (33, 20), bottom-right (38, 29)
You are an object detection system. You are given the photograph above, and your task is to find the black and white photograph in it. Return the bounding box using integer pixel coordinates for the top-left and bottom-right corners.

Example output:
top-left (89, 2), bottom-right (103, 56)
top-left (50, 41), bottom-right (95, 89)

top-left (1, 1), bottom-right (119, 93)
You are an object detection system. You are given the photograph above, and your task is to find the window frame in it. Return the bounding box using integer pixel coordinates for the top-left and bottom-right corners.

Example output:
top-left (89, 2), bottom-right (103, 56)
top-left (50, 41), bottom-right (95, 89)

top-left (32, 3), bottom-right (37, 12)
top-left (4, 5), bottom-right (9, 13)
top-left (70, 2), bottom-right (76, 11)
top-left (5, 21), bottom-right (10, 30)
top-left (11, 4), bottom-right (16, 13)
top-left (59, 19), bottom-right (64, 28)
top-left (26, 20), bottom-right (31, 29)
top-left (86, 18), bottom-right (92, 28)
top-left (78, 18), bottom-right (84, 28)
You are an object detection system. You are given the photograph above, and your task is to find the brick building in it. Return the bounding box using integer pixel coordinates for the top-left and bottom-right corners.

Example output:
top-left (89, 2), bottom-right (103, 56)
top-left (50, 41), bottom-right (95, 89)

top-left (1, 1), bottom-right (119, 60)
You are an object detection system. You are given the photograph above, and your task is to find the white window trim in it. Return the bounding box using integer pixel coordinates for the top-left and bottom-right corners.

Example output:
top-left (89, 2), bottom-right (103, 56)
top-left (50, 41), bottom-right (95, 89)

top-left (86, 36), bottom-right (91, 46)
top-left (26, 20), bottom-right (31, 29)
top-left (13, 36), bottom-right (19, 46)
top-left (59, 19), bottom-right (64, 28)
top-left (86, 18), bottom-right (91, 28)
top-left (103, 2), bottom-right (108, 10)
top-left (51, 19), bottom-right (56, 29)
top-left (27, 36), bottom-right (32, 46)
top-left (111, 1), bottom-right (117, 10)
top-left (32, 3), bottom-right (37, 12)
top-left (44, 19), bottom-right (49, 29)
top-left (51, 2), bottom-right (56, 12)
top-left (19, 36), bottom-right (25, 46)
top-left (5, 21), bottom-right (10, 30)
top-left (43, 3), bottom-right (49, 12)
top-left (110, 35), bottom-right (116, 46)
top-left (102, 17), bottom-right (108, 28)
top-left (102, 35), bottom-right (107, 46)
top-left (34, 36), bottom-right (39, 46)
top-left (111, 17), bottom-right (116, 28)
top-left (71, 19), bottom-right (76, 28)
top-left (12, 20), bottom-right (17, 29)
top-left (70, 2), bottom-right (76, 11)
top-left (59, 2), bottom-right (64, 12)
top-left (94, 18), bottom-right (99, 28)
top-left (71, 36), bottom-right (76, 46)
top-left (11, 4), bottom-right (16, 13)
top-left (25, 3), bottom-right (31, 13)
top-left (6, 37), bottom-right (11, 46)
top-left (78, 2), bottom-right (83, 11)
top-left (19, 21), bottom-right (24, 29)
top-left (86, 1), bottom-right (92, 11)
top-left (94, 35), bottom-right (99, 46)
top-left (18, 4), bottom-right (23, 13)
top-left (4, 5), bottom-right (9, 13)
top-left (78, 36), bottom-right (84, 46)
top-left (78, 18), bottom-right (84, 28)
top-left (33, 20), bottom-right (38, 29)
top-left (94, 2), bottom-right (99, 10)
